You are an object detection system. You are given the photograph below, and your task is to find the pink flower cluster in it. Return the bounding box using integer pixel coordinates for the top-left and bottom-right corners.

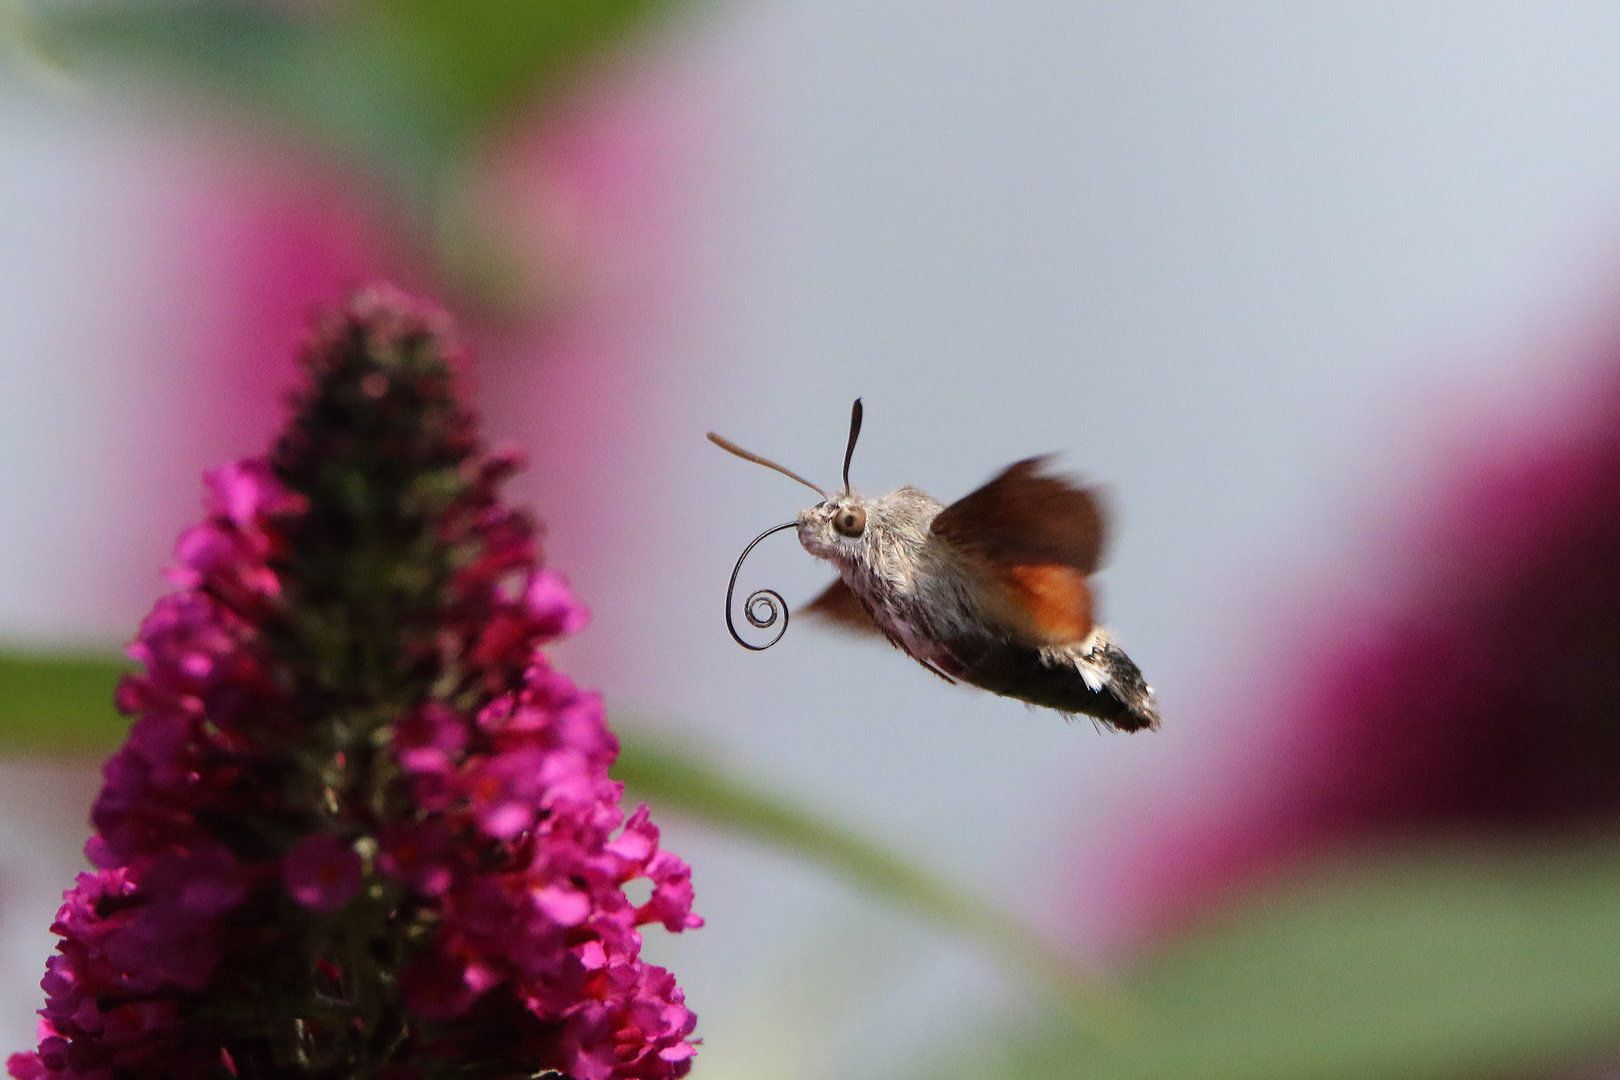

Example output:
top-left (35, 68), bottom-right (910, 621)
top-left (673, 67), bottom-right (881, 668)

top-left (386, 668), bottom-right (700, 1077)
top-left (9, 286), bottom-right (699, 1080)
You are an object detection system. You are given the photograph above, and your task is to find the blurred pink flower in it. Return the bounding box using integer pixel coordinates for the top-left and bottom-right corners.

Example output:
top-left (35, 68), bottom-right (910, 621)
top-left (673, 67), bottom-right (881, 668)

top-left (52, 63), bottom-right (696, 648)
top-left (1111, 342), bottom-right (1620, 941)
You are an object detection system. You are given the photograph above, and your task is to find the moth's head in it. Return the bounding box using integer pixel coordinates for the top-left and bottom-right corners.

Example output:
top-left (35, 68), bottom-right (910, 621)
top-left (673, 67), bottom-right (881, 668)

top-left (795, 493), bottom-right (873, 561)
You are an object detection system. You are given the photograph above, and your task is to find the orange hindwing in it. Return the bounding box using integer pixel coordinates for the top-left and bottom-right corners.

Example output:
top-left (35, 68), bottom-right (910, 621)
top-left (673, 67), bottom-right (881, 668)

top-left (984, 563), bottom-right (1093, 646)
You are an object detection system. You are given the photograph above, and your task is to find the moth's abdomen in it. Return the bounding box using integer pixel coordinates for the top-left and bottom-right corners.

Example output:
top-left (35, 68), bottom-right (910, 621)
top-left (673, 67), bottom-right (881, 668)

top-left (952, 630), bottom-right (1159, 732)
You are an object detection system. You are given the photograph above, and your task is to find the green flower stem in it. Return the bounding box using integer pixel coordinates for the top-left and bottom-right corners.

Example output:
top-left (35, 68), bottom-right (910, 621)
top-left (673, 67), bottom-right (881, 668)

top-left (610, 720), bottom-right (1136, 1032)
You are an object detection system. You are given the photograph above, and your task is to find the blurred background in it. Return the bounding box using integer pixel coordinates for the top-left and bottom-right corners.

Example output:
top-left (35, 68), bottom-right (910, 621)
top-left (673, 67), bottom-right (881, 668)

top-left (7, 2), bottom-right (1620, 1078)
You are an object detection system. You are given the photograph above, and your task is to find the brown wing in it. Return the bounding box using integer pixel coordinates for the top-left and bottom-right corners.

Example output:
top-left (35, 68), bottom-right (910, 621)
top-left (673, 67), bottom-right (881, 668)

top-left (799, 578), bottom-right (883, 637)
top-left (931, 456), bottom-right (1108, 574)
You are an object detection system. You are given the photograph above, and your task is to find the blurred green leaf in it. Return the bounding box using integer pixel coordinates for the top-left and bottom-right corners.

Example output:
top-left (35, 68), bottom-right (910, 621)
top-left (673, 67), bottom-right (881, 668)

top-left (31, 2), bottom-right (457, 210)
top-left (611, 721), bottom-right (1131, 1028)
top-left (360, 0), bottom-right (673, 139)
top-left (0, 649), bottom-right (130, 753)
top-left (1, 0), bottom-right (76, 90)
top-left (921, 841), bottom-right (1620, 1080)
top-left (25, 0), bottom-right (691, 257)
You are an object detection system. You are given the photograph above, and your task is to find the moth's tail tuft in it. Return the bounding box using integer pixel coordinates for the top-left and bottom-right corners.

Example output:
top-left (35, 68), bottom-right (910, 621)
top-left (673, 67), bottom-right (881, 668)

top-left (962, 626), bottom-right (1162, 731)
top-left (1086, 634), bottom-right (1160, 732)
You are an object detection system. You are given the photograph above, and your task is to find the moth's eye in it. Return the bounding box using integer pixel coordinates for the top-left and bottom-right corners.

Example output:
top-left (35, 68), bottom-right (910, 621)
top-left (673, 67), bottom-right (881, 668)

top-left (833, 506), bottom-right (867, 538)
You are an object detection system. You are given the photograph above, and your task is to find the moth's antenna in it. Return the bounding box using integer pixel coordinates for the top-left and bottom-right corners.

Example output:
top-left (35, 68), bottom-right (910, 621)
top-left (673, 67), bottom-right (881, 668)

top-left (841, 398), bottom-right (863, 496)
top-left (707, 432), bottom-right (828, 499)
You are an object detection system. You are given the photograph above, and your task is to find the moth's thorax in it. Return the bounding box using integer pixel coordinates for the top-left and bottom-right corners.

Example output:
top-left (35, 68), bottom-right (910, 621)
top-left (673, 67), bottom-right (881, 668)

top-left (797, 487), bottom-right (991, 659)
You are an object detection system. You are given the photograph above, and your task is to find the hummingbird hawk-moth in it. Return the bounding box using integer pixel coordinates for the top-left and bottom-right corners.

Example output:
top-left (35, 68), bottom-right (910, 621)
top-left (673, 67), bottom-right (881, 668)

top-left (707, 400), bottom-right (1160, 732)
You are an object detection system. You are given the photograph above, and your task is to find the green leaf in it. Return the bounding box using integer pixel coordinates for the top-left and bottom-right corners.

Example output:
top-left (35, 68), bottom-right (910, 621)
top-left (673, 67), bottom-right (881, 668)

top-left (921, 841), bottom-right (1620, 1080)
top-left (358, 0), bottom-right (678, 139)
top-left (610, 720), bottom-right (1133, 1029)
top-left (0, 649), bottom-right (131, 753)
top-left (26, 0), bottom-right (695, 233)
top-left (0, 0), bottom-right (77, 90)
top-left (30, 2), bottom-right (457, 211)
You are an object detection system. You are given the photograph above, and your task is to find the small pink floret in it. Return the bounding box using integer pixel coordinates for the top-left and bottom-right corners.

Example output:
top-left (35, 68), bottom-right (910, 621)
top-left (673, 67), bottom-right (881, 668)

top-left (284, 834), bottom-right (362, 913)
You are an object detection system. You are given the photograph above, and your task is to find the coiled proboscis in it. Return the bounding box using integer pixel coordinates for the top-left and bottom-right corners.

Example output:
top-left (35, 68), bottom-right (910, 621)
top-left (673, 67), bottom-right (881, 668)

top-left (724, 521), bottom-right (799, 651)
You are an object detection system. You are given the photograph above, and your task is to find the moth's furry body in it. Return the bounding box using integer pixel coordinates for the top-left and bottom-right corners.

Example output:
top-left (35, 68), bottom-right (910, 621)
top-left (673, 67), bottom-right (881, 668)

top-left (711, 400), bottom-right (1159, 732)
top-left (799, 487), bottom-right (965, 664)
top-left (798, 488), bottom-right (1160, 731)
